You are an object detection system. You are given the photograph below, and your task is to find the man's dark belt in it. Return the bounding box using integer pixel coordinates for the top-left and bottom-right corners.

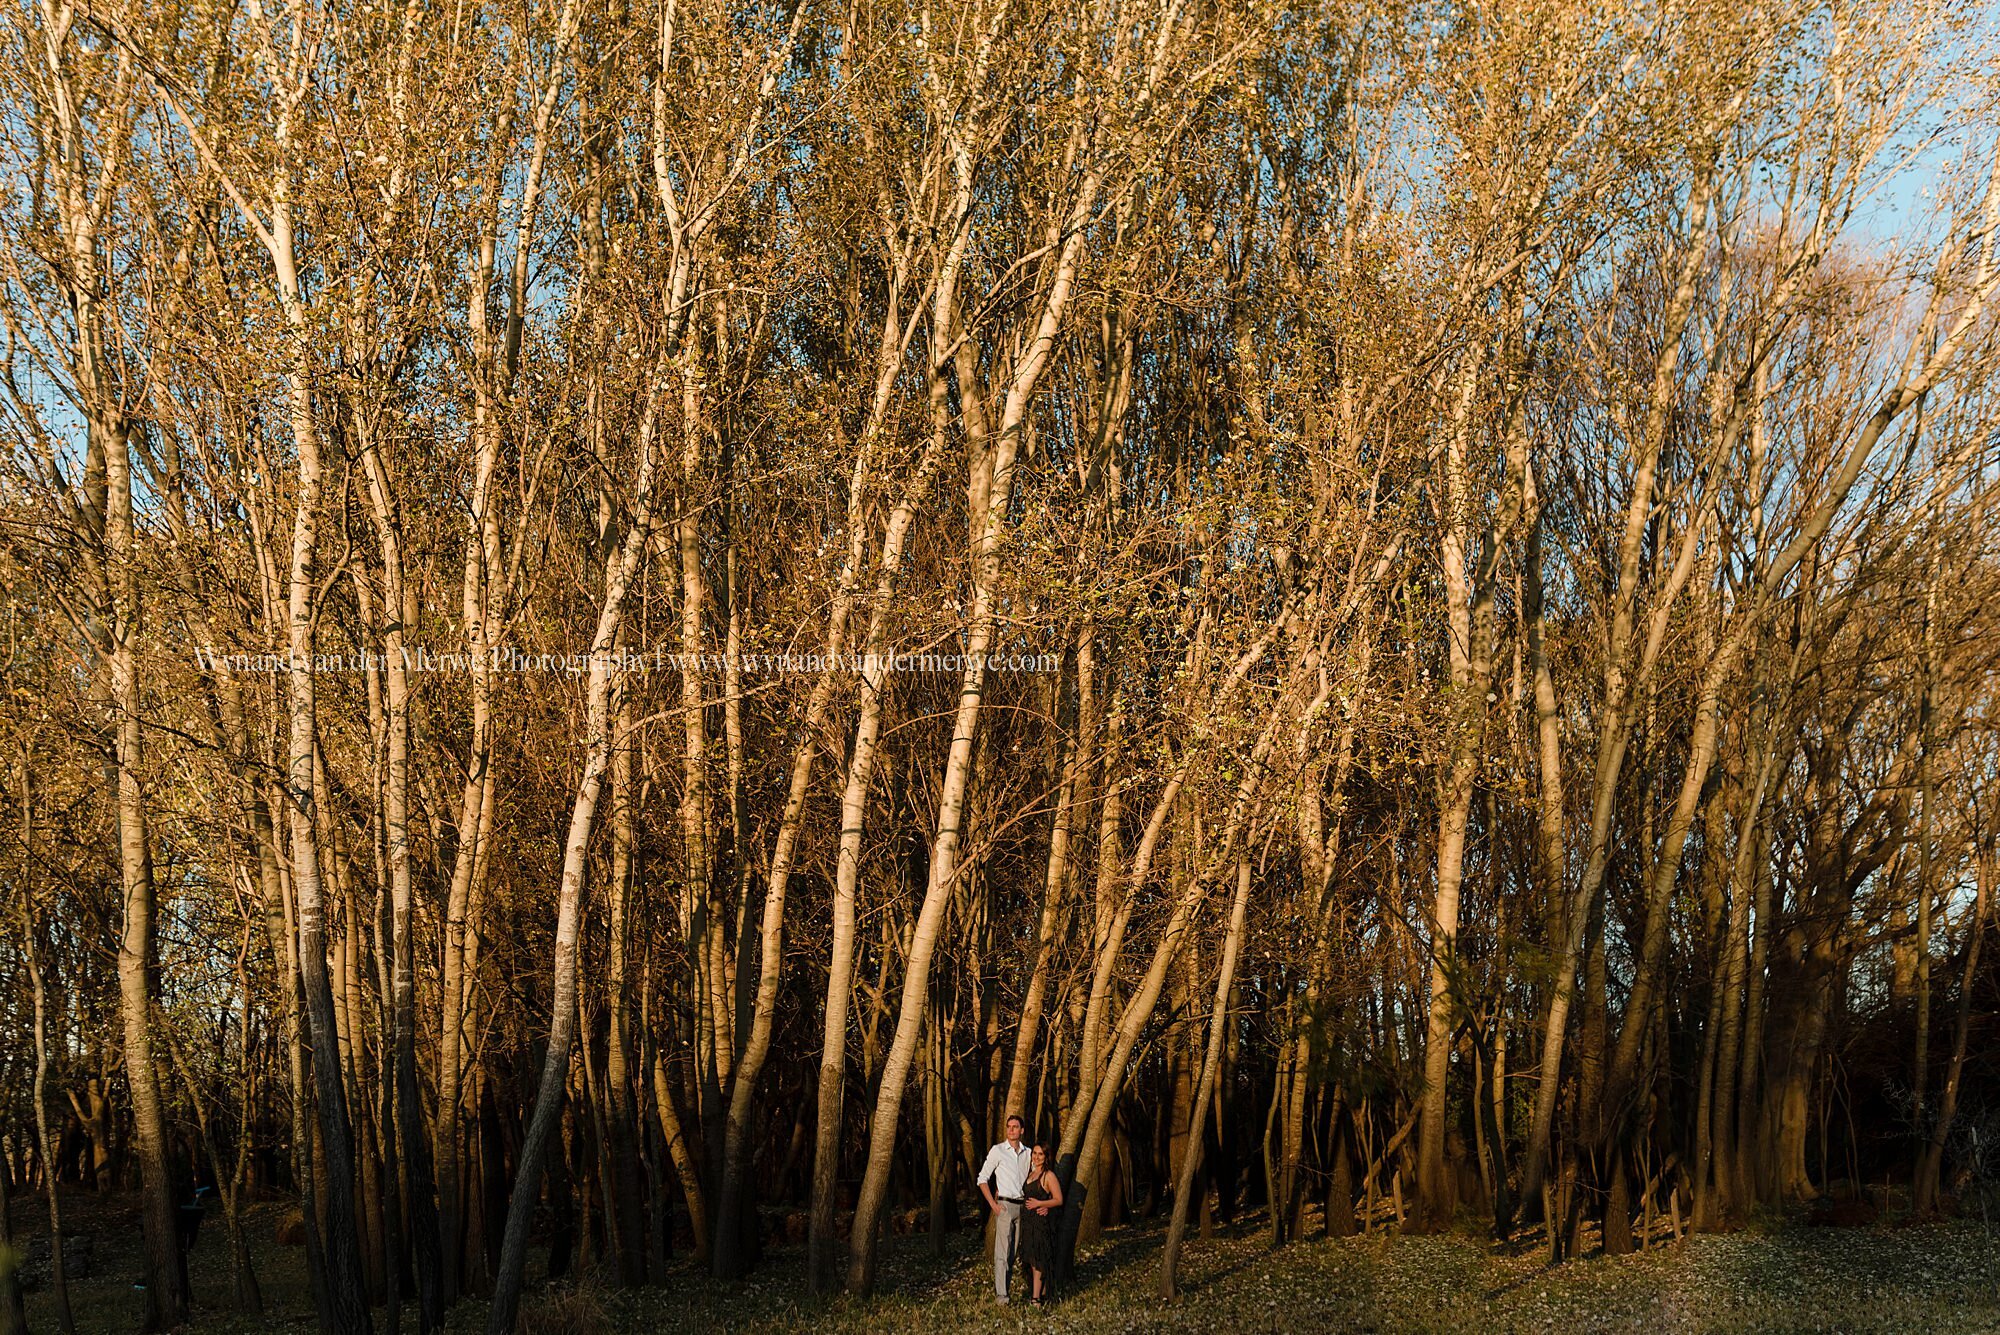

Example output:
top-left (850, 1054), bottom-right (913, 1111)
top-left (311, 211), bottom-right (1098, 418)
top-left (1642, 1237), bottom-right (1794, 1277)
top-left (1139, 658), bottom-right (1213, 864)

top-left (1000, 1195), bottom-right (1024, 1204)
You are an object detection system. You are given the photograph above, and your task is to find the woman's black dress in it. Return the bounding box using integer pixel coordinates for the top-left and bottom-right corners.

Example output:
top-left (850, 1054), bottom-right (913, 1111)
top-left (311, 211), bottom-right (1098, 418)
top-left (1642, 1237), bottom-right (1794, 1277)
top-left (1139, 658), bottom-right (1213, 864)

top-left (1019, 1173), bottom-right (1056, 1274)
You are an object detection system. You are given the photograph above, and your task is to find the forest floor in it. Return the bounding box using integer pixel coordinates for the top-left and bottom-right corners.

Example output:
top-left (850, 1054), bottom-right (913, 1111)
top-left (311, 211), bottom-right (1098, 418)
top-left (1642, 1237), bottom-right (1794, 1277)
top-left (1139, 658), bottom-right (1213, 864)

top-left (10, 1190), bottom-right (2000, 1334)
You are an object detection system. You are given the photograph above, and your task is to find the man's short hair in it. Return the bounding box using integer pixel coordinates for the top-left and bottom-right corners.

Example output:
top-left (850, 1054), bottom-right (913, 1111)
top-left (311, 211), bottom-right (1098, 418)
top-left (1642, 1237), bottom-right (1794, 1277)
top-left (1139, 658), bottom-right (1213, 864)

top-left (1005, 1113), bottom-right (1025, 1128)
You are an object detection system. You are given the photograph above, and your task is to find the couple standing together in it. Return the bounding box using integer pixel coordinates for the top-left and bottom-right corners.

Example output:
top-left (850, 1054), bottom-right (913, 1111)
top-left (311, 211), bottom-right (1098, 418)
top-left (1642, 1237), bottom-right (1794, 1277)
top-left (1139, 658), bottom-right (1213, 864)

top-left (975, 1113), bottom-right (1066, 1305)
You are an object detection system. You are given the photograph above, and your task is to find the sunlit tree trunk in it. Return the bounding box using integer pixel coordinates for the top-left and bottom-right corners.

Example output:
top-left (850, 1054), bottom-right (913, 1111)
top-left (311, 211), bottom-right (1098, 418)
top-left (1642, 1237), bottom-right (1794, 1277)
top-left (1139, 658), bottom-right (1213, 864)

top-left (486, 381), bottom-right (664, 1335)
top-left (1161, 855), bottom-right (1255, 1298)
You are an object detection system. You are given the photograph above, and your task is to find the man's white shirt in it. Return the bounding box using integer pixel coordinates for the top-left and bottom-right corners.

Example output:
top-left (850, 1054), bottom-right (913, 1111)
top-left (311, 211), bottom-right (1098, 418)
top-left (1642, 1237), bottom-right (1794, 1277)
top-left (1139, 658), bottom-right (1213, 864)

top-left (978, 1141), bottom-right (1034, 1200)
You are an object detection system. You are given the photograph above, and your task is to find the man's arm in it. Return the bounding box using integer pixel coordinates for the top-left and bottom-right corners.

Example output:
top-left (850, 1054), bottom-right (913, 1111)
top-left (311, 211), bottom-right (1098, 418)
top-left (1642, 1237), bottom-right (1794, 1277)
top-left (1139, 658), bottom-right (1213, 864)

top-left (976, 1146), bottom-right (1003, 1213)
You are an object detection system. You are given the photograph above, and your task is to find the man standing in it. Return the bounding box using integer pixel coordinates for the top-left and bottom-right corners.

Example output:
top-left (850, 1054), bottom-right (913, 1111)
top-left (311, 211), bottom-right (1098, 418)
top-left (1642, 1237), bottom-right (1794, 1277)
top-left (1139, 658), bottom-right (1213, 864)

top-left (976, 1114), bottom-right (1033, 1303)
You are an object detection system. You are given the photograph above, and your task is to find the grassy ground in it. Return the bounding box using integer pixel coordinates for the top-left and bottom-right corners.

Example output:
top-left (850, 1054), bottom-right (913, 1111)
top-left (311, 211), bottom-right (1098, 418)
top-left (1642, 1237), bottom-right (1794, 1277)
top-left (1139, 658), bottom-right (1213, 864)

top-left (589, 1215), bottom-right (2000, 1335)
top-left (13, 1191), bottom-right (2000, 1334)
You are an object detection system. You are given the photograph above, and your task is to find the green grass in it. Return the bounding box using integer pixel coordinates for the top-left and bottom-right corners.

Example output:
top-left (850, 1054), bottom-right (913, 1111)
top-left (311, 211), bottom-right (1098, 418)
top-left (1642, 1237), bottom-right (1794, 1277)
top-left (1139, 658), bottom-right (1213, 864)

top-left (16, 1195), bottom-right (2000, 1334)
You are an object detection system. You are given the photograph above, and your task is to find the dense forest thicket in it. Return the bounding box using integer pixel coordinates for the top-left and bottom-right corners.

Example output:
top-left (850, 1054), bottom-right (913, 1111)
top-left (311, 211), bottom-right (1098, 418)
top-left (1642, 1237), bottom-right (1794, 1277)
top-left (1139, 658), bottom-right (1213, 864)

top-left (3, 0), bottom-right (1999, 1330)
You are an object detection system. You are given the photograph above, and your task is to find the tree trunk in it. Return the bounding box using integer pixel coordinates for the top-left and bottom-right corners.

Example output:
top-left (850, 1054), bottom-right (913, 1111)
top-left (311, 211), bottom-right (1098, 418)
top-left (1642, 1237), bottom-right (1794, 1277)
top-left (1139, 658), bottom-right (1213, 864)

top-left (1914, 840), bottom-right (1990, 1214)
top-left (1161, 856), bottom-right (1254, 1299)
top-left (16, 763), bottom-right (77, 1335)
top-left (485, 381), bottom-right (662, 1335)
top-left (357, 432), bottom-right (445, 1330)
top-left (805, 422), bottom-right (952, 1290)
top-left (1004, 635), bottom-right (1091, 1123)
top-left (654, 1049), bottom-right (710, 1262)
top-left (713, 260), bottom-right (912, 1275)
top-left (603, 693), bottom-right (647, 1285)
top-left (107, 415), bottom-right (191, 1331)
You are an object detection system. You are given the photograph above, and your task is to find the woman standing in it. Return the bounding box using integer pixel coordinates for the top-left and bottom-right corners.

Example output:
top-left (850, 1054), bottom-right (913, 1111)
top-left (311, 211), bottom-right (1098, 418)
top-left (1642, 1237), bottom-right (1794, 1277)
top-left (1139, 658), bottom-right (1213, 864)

top-left (1019, 1143), bottom-right (1065, 1305)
